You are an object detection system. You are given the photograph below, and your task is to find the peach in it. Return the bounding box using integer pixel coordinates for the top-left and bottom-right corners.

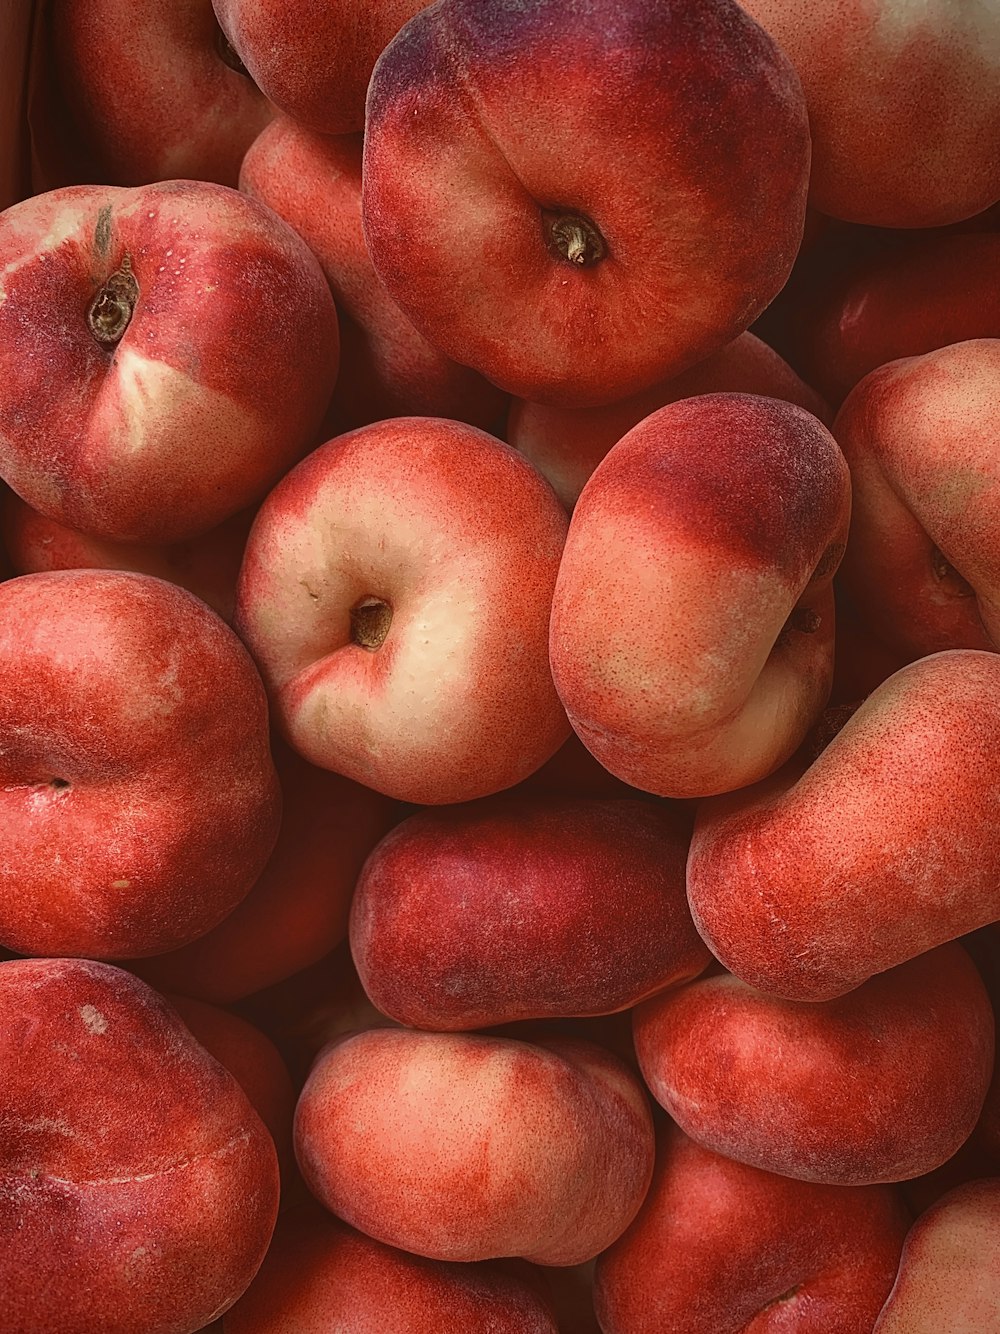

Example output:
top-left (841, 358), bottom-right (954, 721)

top-left (835, 339), bottom-right (1000, 661)
top-left (632, 944), bottom-right (995, 1185)
top-left (362, 0), bottom-right (809, 406)
top-left (350, 793), bottom-right (710, 1029)
top-left (239, 118), bottom-right (506, 433)
top-left (549, 393), bottom-right (850, 798)
top-left (294, 1027), bottom-right (654, 1265)
top-left (226, 1205), bottom-right (560, 1332)
top-left (0, 958), bottom-right (279, 1334)
top-left (507, 332), bottom-right (830, 511)
top-left (738, 1), bottom-right (1000, 227)
top-left (2, 490), bottom-right (254, 623)
top-left (688, 650), bottom-right (1000, 1001)
top-left (594, 1126), bottom-right (909, 1333)
top-left (235, 416), bottom-right (570, 804)
top-left (50, 0), bottom-right (272, 186)
top-left (213, 0), bottom-right (430, 135)
top-left (0, 180), bottom-right (338, 544)
top-left (130, 744), bottom-right (396, 1004)
top-left (0, 569), bottom-right (281, 959)
top-left (874, 1179), bottom-right (1000, 1331)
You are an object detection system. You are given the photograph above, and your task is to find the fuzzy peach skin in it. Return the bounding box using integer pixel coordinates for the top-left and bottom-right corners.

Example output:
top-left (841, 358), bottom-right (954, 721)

top-left (226, 1204), bottom-right (560, 1333)
top-left (594, 1125), bottom-right (909, 1334)
top-left (780, 233), bottom-right (1000, 408)
top-left (350, 794), bottom-right (710, 1030)
top-left (362, 0), bottom-right (809, 407)
top-left (294, 1028), bottom-right (654, 1265)
top-left (688, 650), bottom-right (1000, 1002)
top-left (235, 416), bottom-right (570, 805)
top-left (738, 1), bottom-right (1000, 228)
top-left (240, 119), bottom-right (507, 434)
top-left (507, 333), bottom-right (830, 511)
top-left (0, 180), bottom-right (338, 545)
top-left (1, 490), bottom-right (254, 624)
top-left (213, 0), bottom-right (430, 134)
top-left (874, 1179), bottom-right (1000, 1331)
top-left (130, 744), bottom-right (396, 1004)
top-left (835, 340), bottom-right (1000, 662)
top-left (0, 958), bottom-right (280, 1334)
top-left (0, 569), bottom-right (281, 960)
top-left (49, 0), bottom-right (271, 186)
top-left (549, 393), bottom-right (850, 798)
top-left (168, 995), bottom-right (297, 1188)
top-left (632, 944), bottom-right (995, 1186)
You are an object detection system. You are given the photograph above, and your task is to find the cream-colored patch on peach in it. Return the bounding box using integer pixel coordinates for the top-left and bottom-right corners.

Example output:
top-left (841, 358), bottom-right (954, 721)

top-left (78, 1004), bottom-right (108, 1035)
top-left (872, 0), bottom-right (1000, 63)
top-left (101, 347), bottom-right (205, 453)
top-left (0, 209), bottom-right (89, 304)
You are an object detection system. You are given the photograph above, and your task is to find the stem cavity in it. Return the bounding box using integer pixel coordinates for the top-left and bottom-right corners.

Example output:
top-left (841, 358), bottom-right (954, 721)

top-left (87, 255), bottom-right (139, 349)
top-left (542, 209), bottom-right (607, 268)
top-left (351, 597), bottom-right (392, 651)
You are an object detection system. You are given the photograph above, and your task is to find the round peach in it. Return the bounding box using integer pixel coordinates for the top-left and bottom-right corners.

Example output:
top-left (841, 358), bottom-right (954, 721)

top-left (0, 958), bottom-right (280, 1334)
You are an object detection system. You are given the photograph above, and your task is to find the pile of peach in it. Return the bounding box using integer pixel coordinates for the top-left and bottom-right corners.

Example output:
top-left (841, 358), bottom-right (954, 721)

top-left (2, 0), bottom-right (1000, 1330)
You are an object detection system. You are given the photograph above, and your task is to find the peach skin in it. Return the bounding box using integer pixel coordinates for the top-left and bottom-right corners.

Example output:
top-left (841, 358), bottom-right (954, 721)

top-left (874, 1179), bottom-right (1000, 1332)
top-left (0, 569), bottom-right (281, 960)
top-left (633, 944), bottom-right (995, 1186)
top-left (688, 650), bottom-right (1000, 1001)
top-left (835, 339), bottom-right (1000, 662)
top-left (594, 1125), bottom-right (909, 1334)
top-left (294, 1028), bottom-right (654, 1265)
top-left (239, 118), bottom-right (506, 433)
top-left (738, 0), bottom-right (1000, 228)
top-left (350, 793), bottom-right (709, 1030)
top-left (507, 332), bottom-right (830, 511)
top-left (213, 0), bottom-right (429, 135)
top-left (549, 393), bottom-right (850, 798)
top-left (0, 958), bottom-right (280, 1334)
top-left (50, 0), bottom-right (272, 186)
top-left (782, 232), bottom-right (1000, 408)
top-left (226, 1205), bottom-right (560, 1333)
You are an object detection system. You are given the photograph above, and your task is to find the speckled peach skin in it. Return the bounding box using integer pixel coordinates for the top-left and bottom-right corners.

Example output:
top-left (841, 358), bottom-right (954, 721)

top-left (777, 233), bottom-right (1000, 408)
top-left (363, 0), bottom-right (809, 407)
top-left (294, 1028), bottom-right (654, 1265)
top-left (50, 0), bottom-right (273, 186)
top-left (688, 650), bottom-right (1000, 1002)
top-left (350, 794), bottom-right (710, 1029)
top-left (549, 393), bottom-right (850, 798)
top-left (594, 1126), bottom-right (909, 1334)
top-left (835, 340), bottom-right (1000, 662)
top-left (0, 958), bottom-right (280, 1334)
top-left (167, 995), bottom-right (297, 1188)
top-left (1, 490), bottom-right (254, 624)
top-left (738, 0), bottom-right (1000, 227)
top-left (507, 333), bottom-right (830, 511)
top-left (874, 1179), bottom-right (1000, 1331)
top-left (226, 1205), bottom-right (560, 1332)
top-left (130, 744), bottom-right (396, 1004)
top-left (0, 569), bottom-right (281, 959)
top-left (239, 118), bottom-right (506, 433)
top-left (213, 0), bottom-right (430, 134)
top-left (235, 416), bottom-right (570, 805)
top-left (0, 181), bottom-right (338, 544)
top-left (632, 944), bottom-right (995, 1186)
